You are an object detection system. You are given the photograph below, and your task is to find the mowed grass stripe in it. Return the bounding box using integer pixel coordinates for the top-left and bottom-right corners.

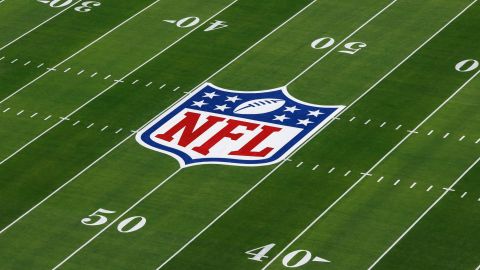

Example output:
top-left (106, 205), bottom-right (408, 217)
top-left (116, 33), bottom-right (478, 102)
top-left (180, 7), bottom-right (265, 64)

top-left (368, 157), bottom-right (480, 269)
top-left (371, 164), bottom-right (480, 270)
top-left (0, 0), bottom-right (70, 49)
top-left (0, 1), bottom-right (313, 268)
top-left (0, 0), bottom-right (83, 52)
top-left (0, 0), bottom-right (159, 100)
top-left (264, 70), bottom-right (480, 269)
top-left (13, 1), bottom-right (468, 269)
top-left (147, 1), bottom-right (480, 269)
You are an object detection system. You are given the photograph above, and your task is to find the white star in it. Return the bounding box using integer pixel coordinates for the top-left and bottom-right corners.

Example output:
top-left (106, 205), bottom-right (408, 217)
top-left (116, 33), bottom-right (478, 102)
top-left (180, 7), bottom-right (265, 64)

top-left (192, 100), bottom-right (208, 108)
top-left (308, 110), bottom-right (324, 117)
top-left (226, 95), bottom-right (242, 103)
top-left (214, 104), bottom-right (231, 112)
top-left (297, 118), bottom-right (314, 126)
top-left (284, 105), bottom-right (300, 113)
top-left (203, 91), bottom-right (219, 99)
top-left (273, 114), bottom-right (290, 122)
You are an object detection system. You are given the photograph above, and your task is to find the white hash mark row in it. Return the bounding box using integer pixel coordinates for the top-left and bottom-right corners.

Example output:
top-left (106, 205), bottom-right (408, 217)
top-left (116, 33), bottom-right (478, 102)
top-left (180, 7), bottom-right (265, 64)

top-left (294, 160), bottom-right (480, 201)
top-left (0, 55), bottom-right (181, 91)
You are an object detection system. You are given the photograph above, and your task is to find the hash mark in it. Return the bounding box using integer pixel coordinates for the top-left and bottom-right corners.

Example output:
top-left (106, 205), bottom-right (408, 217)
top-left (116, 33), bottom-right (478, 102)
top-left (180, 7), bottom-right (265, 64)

top-left (90, 72), bottom-right (98, 78)
top-left (64, 68), bottom-right (71, 73)
top-left (101, 126), bottom-right (108, 131)
top-left (312, 164), bottom-right (319, 171)
top-left (24, 61), bottom-right (31, 66)
top-left (380, 122), bottom-right (386, 127)
top-left (115, 128), bottom-right (123, 134)
top-left (377, 176), bottom-right (384, 183)
top-left (87, 123), bottom-right (94, 129)
top-left (132, 79), bottom-right (139, 85)
top-left (296, 162), bottom-right (303, 168)
top-left (410, 182), bottom-right (416, 189)
top-left (146, 82), bottom-right (153, 87)
top-left (426, 185), bottom-right (433, 192)
top-left (459, 135), bottom-right (465, 141)
top-left (328, 167), bottom-right (335, 174)
top-left (104, 75), bottom-right (111, 80)
top-left (427, 130), bottom-right (434, 136)
top-left (364, 119), bottom-right (371, 125)
top-left (394, 179), bottom-right (400, 186)
top-left (3, 108), bottom-right (10, 113)
top-left (44, 115), bottom-right (51, 120)
top-left (461, 192), bottom-right (467, 198)
top-left (37, 63), bottom-right (44, 68)
top-left (73, 121), bottom-right (80, 126)
top-left (443, 133), bottom-right (450, 139)
top-left (77, 70), bottom-right (85, 75)
top-left (349, 116), bottom-right (356, 122)
top-left (395, 125), bottom-right (402, 130)
top-left (476, 138), bottom-right (480, 144)
top-left (10, 58), bottom-right (18, 64)
top-left (173, 86), bottom-right (180, 92)
top-left (16, 110), bottom-right (24, 116)
top-left (344, 170), bottom-right (351, 176)
top-left (30, 113), bottom-right (38, 118)
top-left (159, 84), bottom-right (166, 89)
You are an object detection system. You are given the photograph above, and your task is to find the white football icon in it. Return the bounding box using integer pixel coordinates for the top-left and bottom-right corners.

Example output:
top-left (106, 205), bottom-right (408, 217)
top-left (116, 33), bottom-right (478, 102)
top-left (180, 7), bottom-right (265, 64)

top-left (234, 98), bottom-right (286, 115)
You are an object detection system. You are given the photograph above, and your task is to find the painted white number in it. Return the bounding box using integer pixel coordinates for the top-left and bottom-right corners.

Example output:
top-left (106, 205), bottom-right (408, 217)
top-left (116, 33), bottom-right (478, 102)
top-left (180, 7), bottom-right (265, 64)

top-left (311, 37), bottom-right (366, 55)
top-left (311, 37), bottom-right (335, 50)
top-left (81, 208), bottom-right (116, 226)
top-left (81, 208), bottom-right (146, 233)
top-left (282, 250), bottom-right (312, 268)
top-left (339, 41), bottom-right (367, 55)
top-left (74, 1), bottom-right (101, 12)
top-left (117, 216), bottom-right (147, 233)
top-left (163, 17), bottom-right (229, 32)
top-left (246, 243), bottom-right (330, 267)
top-left (37, 0), bottom-right (101, 12)
top-left (245, 243), bottom-right (276, 262)
top-left (455, 59), bottom-right (479, 72)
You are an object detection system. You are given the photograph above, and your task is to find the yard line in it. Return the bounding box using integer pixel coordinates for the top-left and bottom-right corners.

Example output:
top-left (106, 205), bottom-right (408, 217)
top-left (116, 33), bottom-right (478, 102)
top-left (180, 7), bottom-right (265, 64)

top-left (51, 168), bottom-right (183, 270)
top-left (0, 0), bottom-right (166, 105)
top-left (367, 156), bottom-right (480, 269)
top-left (476, 264), bottom-right (480, 270)
top-left (0, 0), bottom-right (240, 166)
top-left (158, 1), bottom-right (479, 268)
top-left (261, 70), bottom-right (480, 270)
top-left (0, 1), bottom-right (83, 52)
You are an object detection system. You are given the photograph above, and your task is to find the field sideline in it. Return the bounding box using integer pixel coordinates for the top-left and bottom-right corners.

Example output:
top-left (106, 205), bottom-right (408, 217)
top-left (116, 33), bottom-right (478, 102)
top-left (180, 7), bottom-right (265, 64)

top-left (0, 0), bottom-right (478, 269)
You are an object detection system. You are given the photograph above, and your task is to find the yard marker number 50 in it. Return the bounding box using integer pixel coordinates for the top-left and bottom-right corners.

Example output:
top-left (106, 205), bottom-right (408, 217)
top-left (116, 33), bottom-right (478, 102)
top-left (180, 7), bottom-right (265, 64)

top-left (246, 243), bottom-right (330, 268)
top-left (311, 37), bottom-right (367, 55)
top-left (81, 208), bottom-right (146, 233)
top-left (37, 0), bottom-right (101, 13)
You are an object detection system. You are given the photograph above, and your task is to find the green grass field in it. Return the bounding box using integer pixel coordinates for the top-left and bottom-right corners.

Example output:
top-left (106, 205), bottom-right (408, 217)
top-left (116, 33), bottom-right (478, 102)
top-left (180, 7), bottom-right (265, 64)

top-left (0, 0), bottom-right (478, 269)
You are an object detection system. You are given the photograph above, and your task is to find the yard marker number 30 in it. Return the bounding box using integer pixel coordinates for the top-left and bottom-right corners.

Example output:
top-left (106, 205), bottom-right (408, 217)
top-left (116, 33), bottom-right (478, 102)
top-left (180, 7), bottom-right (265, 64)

top-left (81, 208), bottom-right (146, 233)
top-left (37, 0), bottom-right (101, 13)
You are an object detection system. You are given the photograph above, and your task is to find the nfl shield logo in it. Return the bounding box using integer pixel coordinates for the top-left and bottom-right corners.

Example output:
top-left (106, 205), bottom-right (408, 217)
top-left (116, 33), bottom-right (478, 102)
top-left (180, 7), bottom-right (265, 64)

top-left (136, 83), bottom-right (344, 167)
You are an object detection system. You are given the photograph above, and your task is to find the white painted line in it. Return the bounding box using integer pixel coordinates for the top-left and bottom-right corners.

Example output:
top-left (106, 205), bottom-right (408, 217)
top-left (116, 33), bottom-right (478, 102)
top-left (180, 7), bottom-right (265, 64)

top-left (77, 70), bottom-right (84, 75)
top-left (476, 138), bottom-right (480, 144)
top-left (16, 110), bottom-right (24, 116)
top-left (24, 61), bottom-right (31, 66)
top-left (44, 115), bottom-right (51, 121)
top-left (0, 56), bottom-right (4, 61)
top-left (10, 58), bottom-right (17, 64)
top-left (476, 264), bottom-right (480, 270)
top-left (349, 116), bottom-right (356, 122)
top-left (86, 123), bottom-right (94, 129)
top-left (364, 119), bottom-right (371, 125)
top-left (146, 82), bottom-right (153, 87)
top-left (344, 170), bottom-right (351, 176)
top-left (2, 108), bottom-right (9, 113)
top-left (461, 192), bottom-right (467, 198)
top-left (328, 167), bottom-right (335, 174)
top-left (361, 172), bottom-right (373, 177)
top-left (159, 84), bottom-right (166, 89)
top-left (407, 130), bottom-right (418, 134)
top-left (312, 164), bottom-right (319, 171)
top-left (368, 157), bottom-right (480, 269)
top-left (173, 86), bottom-right (180, 92)
top-left (73, 121), bottom-right (80, 126)
top-left (0, 0), bottom-right (167, 105)
top-left (286, 0), bottom-right (398, 86)
top-left (115, 128), bottom-right (123, 134)
top-left (101, 126), bottom-right (108, 132)
top-left (0, 1), bottom-right (83, 52)
top-left (395, 124), bottom-right (402, 130)
top-left (443, 132), bottom-right (450, 139)
top-left (90, 72), bottom-right (98, 78)
top-left (296, 162), bottom-right (303, 168)
top-left (104, 75), bottom-right (111, 80)
top-left (459, 135), bottom-right (465, 141)
top-left (427, 130), bottom-right (434, 136)
top-left (64, 68), bottom-right (71, 73)
top-left (427, 185), bottom-right (433, 192)
top-left (377, 176), bottom-right (384, 183)
top-left (394, 179), bottom-right (400, 186)
top-left (380, 122), bottom-right (386, 127)
top-left (132, 79), bottom-right (139, 85)
top-left (30, 113), bottom-right (38, 118)
top-left (410, 182), bottom-right (416, 189)
top-left (114, 79), bottom-right (124, 83)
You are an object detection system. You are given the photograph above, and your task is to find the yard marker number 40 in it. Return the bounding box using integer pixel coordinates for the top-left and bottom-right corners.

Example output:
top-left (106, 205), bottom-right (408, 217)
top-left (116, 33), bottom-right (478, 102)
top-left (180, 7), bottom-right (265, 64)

top-left (81, 208), bottom-right (146, 233)
top-left (163, 16), bottom-right (228, 32)
top-left (246, 243), bottom-right (330, 268)
top-left (37, 0), bottom-right (101, 13)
